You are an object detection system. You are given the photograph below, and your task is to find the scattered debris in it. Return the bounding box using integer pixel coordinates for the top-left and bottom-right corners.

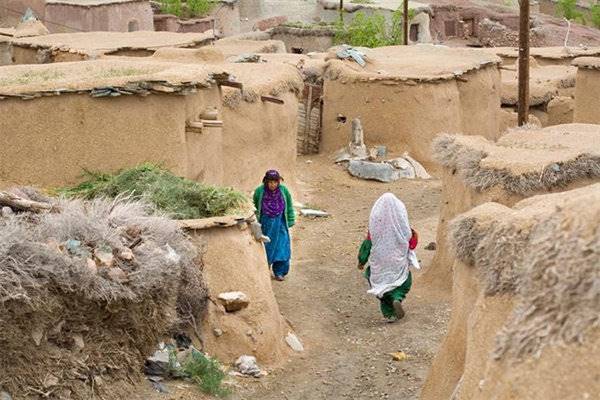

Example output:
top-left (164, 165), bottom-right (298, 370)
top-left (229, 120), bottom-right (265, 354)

top-left (232, 53), bottom-right (264, 63)
top-left (144, 346), bottom-right (172, 377)
top-left (336, 45), bottom-right (367, 67)
top-left (335, 121), bottom-right (431, 182)
top-left (234, 355), bottom-right (264, 378)
top-left (335, 118), bottom-right (368, 162)
top-left (150, 380), bottom-right (169, 394)
top-left (285, 332), bottom-right (305, 352)
top-left (425, 242), bottom-right (437, 251)
top-left (300, 209), bottom-right (329, 218)
top-left (390, 351), bottom-right (408, 361)
top-left (218, 291), bottom-right (250, 312)
top-left (213, 328), bottom-right (224, 337)
top-left (348, 160), bottom-right (401, 183)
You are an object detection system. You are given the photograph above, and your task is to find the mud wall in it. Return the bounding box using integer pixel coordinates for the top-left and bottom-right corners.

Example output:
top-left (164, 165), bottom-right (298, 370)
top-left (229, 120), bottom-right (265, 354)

top-left (44, 1), bottom-right (154, 33)
top-left (0, 0), bottom-right (45, 26)
top-left (574, 68), bottom-right (600, 124)
top-left (0, 89), bottom-right (223, 187)
top-left (270, 29), bottom-right (334, 53)
top-left (421, 174), bottom-right (599, 399)
top-left (10, 45), bottom-right (90, 64)
top-left (0, 40), bottom-right (12, 65)
top-left (321, 65), bottom-right (500, 170)
top-left (213, 1), bottom-right (241, 37)
top-left (187, 225), bottom-right (291, 365)
top-left (221, 91), bottom-right (298, 193)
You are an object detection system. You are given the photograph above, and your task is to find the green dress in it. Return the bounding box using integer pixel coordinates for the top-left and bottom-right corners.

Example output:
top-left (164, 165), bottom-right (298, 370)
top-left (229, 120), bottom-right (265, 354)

top-left (358, 238), bottom-right (412, 319)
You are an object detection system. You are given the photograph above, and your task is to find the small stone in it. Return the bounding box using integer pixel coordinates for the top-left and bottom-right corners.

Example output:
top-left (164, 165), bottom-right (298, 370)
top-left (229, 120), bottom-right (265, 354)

top-left (46, 238), bottom-right (62, 253)
top-left (425, 242), bottom-right (437, 251)
top-left (1, 206), bottom-right (13, 217)
top-left (72, 334), bottom-right (85, 350)
top-left (93, 248), bottom-right (114, 267)
top-left (235, 355), bottom-right (263, 377)
top-left (300, 209), bottom-right (329, 218)
top-left (0, 391), bottom-right (12, 400)
top-left (390, 351), bottom-right (408, 361)
top-left (213, 328), bottom-right (223, 337)
top-left (218, 291), bottom-right (250, 312)
top-left (348, 160), bottom-right (400, 183)
top-left (86, 258), bottom-right (98, 274)
top-left (107, 268), bottom-right (128, 283)
top-left (285, 332), bottom-right (304, 352)
top-left (44, 374), bottom-right (59, 388)
top-left (93, 376), bottom-right (103, 388)
top-left (117, 247), bottom-right (134, 261)
top-left (32, 326), bottom-right (43, 346)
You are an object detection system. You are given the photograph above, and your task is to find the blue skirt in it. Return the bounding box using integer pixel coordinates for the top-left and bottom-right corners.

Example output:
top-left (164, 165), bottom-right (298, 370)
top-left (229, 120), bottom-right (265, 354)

top-left (260, 213), bottom-right (291, 264)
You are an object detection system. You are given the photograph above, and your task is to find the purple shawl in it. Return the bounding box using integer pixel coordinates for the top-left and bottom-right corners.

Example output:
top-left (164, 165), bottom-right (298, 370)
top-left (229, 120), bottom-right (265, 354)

top-left (262, 185), bottom-right (285, 217)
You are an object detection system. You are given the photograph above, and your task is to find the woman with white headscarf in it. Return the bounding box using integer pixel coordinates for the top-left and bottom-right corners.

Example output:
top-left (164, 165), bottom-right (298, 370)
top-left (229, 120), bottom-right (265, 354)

top-left (357, 193), bottom-right (420, 321)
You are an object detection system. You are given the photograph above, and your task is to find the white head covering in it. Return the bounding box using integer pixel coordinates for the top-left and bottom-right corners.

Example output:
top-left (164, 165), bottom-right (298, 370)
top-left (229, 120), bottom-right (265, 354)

top-left (367, 193), bottom-right (420, 298)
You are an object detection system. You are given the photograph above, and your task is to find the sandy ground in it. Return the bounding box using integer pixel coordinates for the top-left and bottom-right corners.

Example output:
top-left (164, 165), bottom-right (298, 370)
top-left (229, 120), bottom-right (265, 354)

top-left (129, 155), bottom-right (449, 399)
top-left (233, 155), bottom-right (449, 400)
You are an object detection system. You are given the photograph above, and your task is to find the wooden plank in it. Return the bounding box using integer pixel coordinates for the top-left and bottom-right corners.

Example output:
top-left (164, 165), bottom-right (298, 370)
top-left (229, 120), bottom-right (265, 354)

top-left (178, 212), bottom-right (255, 231)
top-left (261, 95), bottom-right (285, 105)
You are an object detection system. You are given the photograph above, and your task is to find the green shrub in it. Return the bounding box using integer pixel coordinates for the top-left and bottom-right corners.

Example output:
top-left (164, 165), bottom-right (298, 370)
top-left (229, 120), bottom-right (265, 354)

top-left (59, 163), bottom-right (248, 220)
top-left (182, 350), bottom-right (231, 397)
top-left (557, 0), bottom-right (585, 22)
top-left (334, 7), bottom-right (415, 48)
top-left (187, 0), bottom-right (214, 17)
top-left (159, 0), bottom-right (182, 16)
top-left (591, 4), bottom-right (600, 28)
top-left (159, 0), bottom-right (214, 18)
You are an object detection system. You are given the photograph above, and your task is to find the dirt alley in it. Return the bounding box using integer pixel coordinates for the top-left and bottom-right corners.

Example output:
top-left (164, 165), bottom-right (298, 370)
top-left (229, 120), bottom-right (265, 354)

top-left (235, 155), bottom-right (450, 400)
top-left (131, 155), bottom-right (450, 400)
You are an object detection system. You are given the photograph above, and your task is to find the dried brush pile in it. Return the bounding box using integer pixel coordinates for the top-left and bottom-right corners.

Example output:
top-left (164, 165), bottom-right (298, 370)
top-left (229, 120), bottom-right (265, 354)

top-left (449, 184), bottom-right (600, 361)
top-left (0, 190), bottom-right (207, 398)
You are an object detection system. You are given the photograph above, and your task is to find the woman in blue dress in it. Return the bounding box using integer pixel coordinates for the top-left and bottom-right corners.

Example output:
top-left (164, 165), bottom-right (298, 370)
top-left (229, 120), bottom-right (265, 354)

top-left (253, 170), bottom-right (296, 281)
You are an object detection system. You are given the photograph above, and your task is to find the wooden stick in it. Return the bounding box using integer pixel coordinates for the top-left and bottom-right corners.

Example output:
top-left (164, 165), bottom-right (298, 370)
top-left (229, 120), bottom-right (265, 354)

top-left (218, 81), bottom-right (243, 90)
top-left (0, 192), bottom-right (52, 213)
top-left (261, 95), bottom-right (284, 104)
top-left (518, 0), bottom-right (530, 126)
top-left (403, 0), bottom-right (409, 45)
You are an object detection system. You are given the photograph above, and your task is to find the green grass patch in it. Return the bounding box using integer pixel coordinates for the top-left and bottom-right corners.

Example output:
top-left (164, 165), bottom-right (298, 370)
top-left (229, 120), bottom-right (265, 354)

top-left (182, 350), bottom-right (231, 397)
top-left (334, 7), bottom-right (415, 48)
top-left (591, 4), bottom-right (600, 28)
top-left (59, 163), bottom-right (248, 220)
top-left (159, 0), bottom-right (215, 18)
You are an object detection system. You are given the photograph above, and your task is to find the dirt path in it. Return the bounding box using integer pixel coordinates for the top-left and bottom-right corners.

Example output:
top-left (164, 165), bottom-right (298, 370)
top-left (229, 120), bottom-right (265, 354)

top-left (236, 156), bottom-right (450, 400)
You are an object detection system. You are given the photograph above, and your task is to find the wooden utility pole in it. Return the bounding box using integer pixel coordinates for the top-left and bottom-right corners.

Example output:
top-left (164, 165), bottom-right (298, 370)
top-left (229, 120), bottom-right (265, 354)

top-left (340, 0), bottom-right (344, 23)
top-left (518, 0), bottom-right (530, 126)
top-left (403, 0), bottom-right (409, 45)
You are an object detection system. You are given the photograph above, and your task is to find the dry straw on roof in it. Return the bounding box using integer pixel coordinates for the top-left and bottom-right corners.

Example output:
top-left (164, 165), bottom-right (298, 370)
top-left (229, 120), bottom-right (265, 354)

top-left (433, 130), bottom-right (600, 195)
top-left (0, 193), bottom-right (207, 397)
top-left (449, 184), bottom-right (600, 361)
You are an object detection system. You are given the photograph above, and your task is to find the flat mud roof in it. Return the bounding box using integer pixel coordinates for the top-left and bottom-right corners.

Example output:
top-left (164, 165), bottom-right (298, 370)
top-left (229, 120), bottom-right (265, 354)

top-left (326, 44), bottom-right (500, 83)
top-left (434, 123), bottom-right (600, 194)
top-left (10, 31), bottom-right (214, 53)
top-left (573, 56), bottom-right (600, 70)
top-left (0, 59), bottom-right (217, 98)
top-left (481, 46), bottom-right (600, 60)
